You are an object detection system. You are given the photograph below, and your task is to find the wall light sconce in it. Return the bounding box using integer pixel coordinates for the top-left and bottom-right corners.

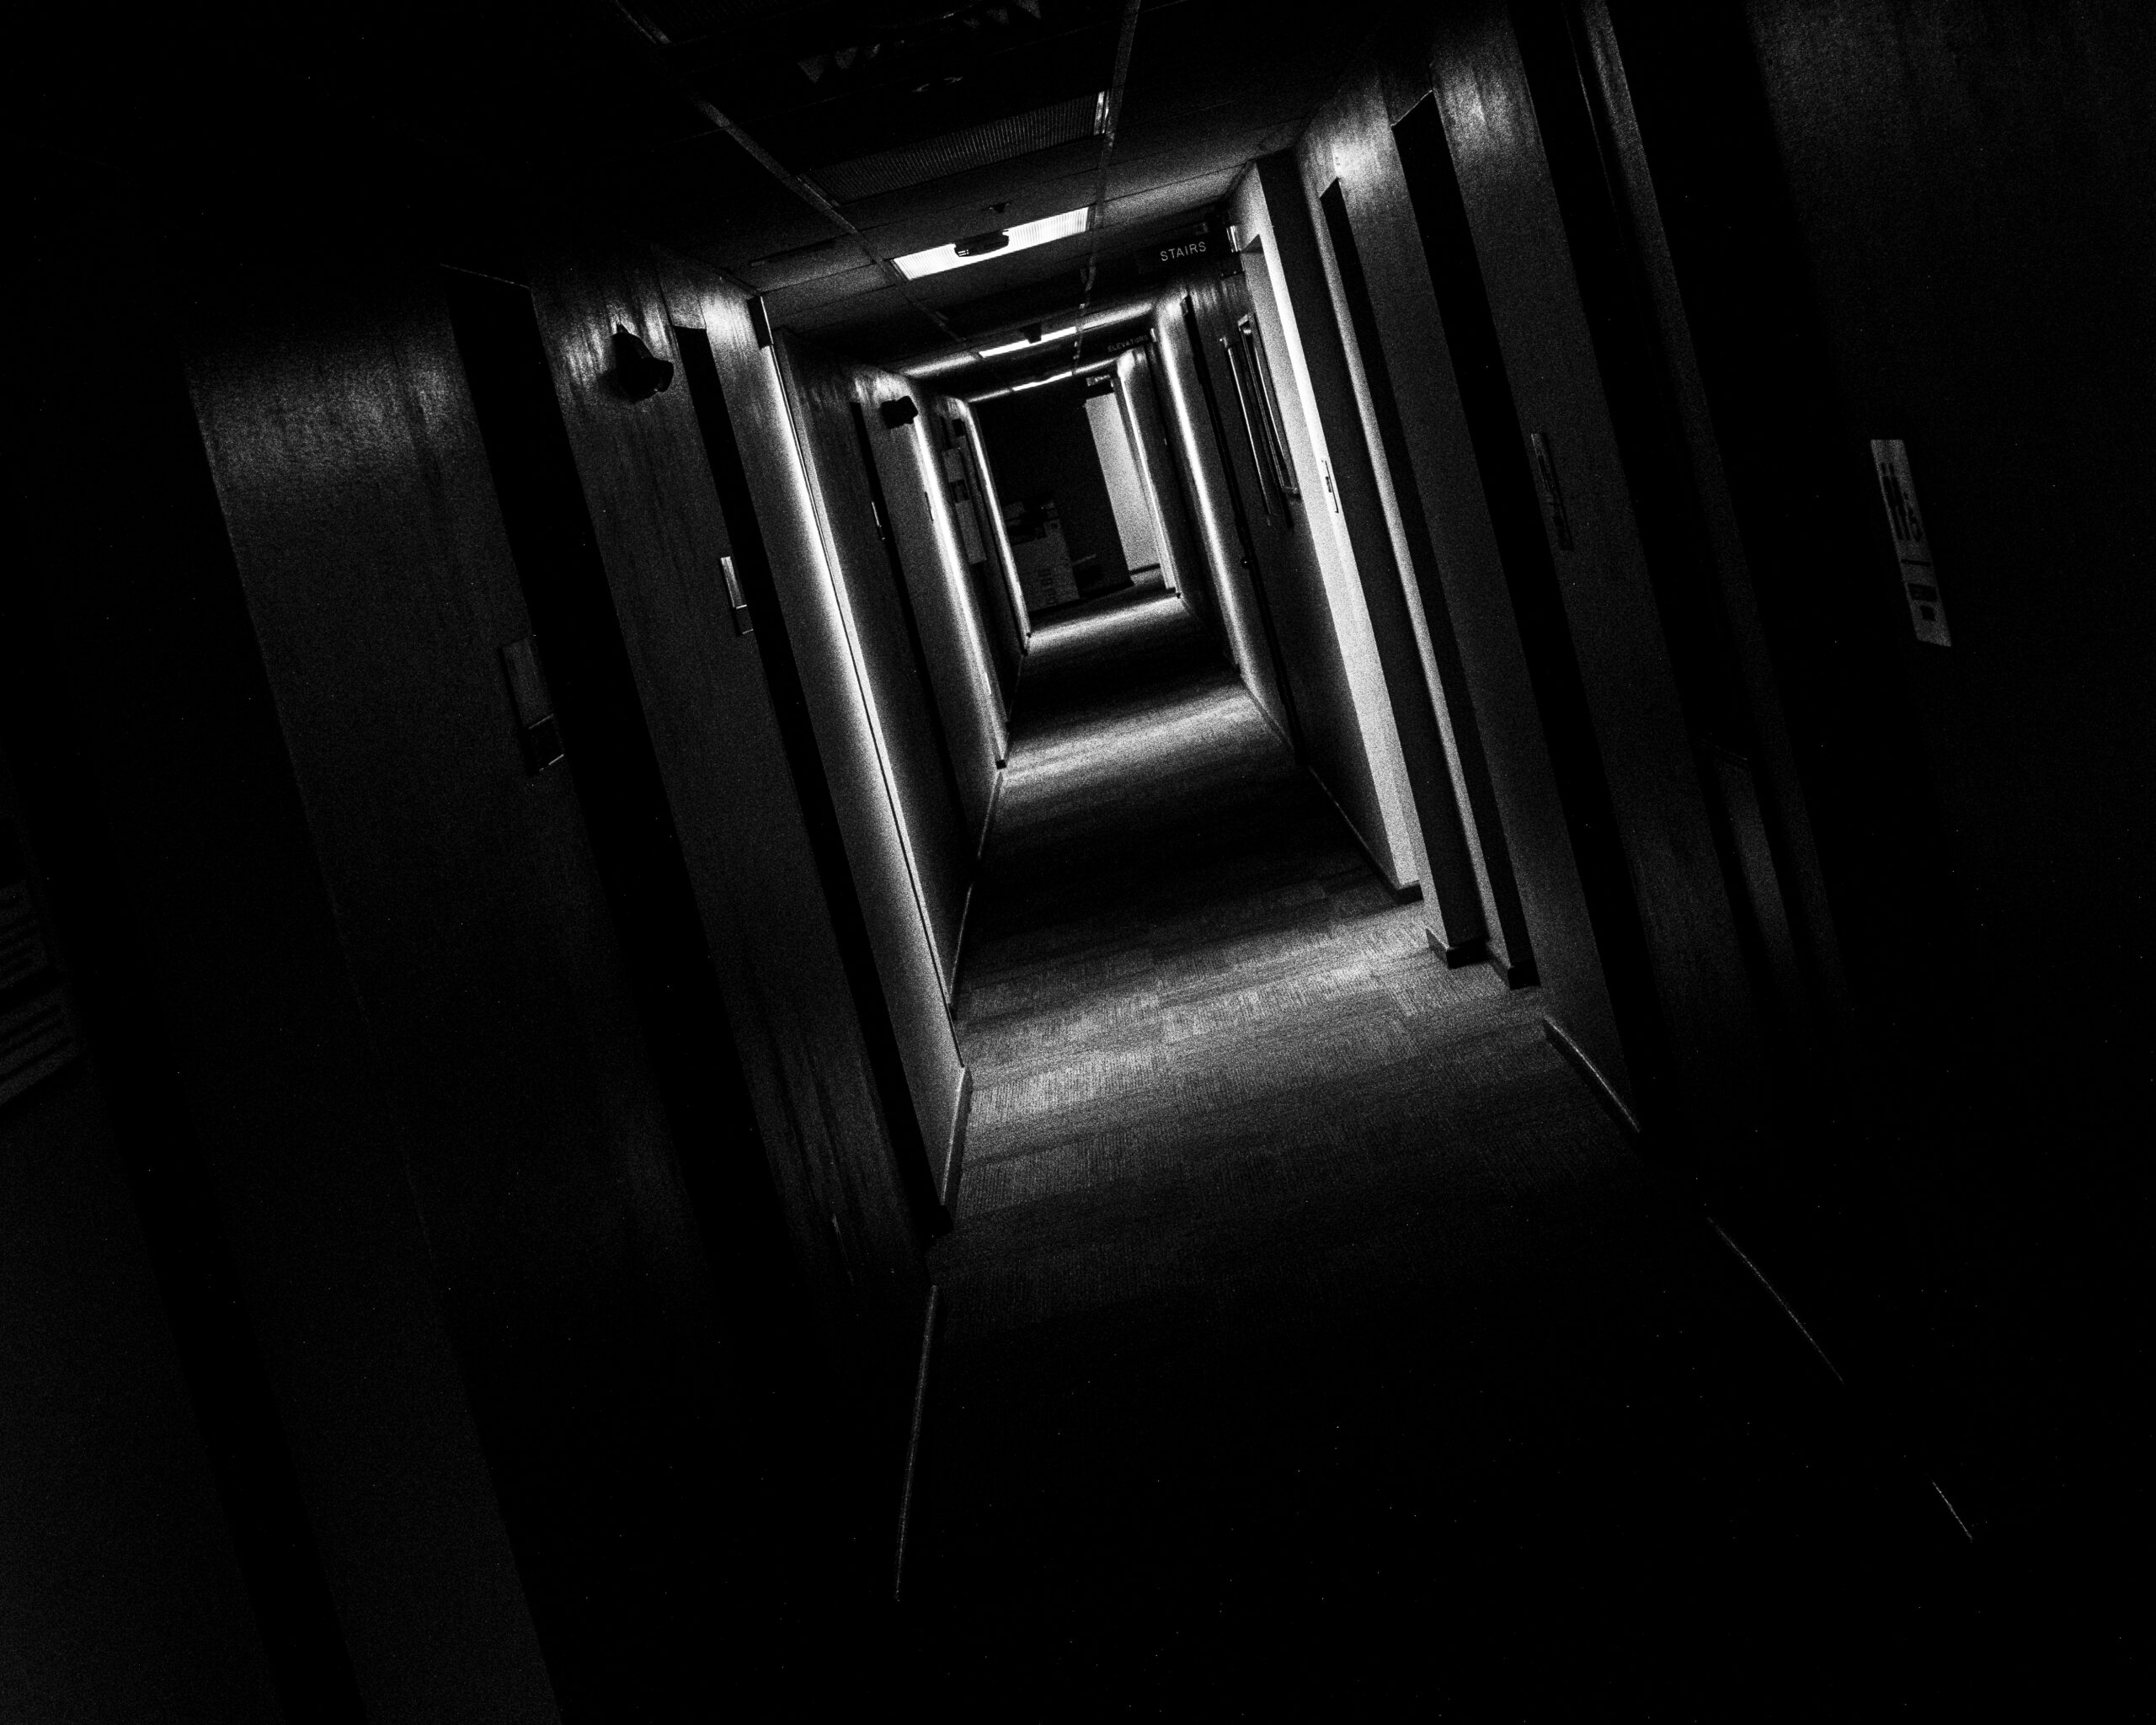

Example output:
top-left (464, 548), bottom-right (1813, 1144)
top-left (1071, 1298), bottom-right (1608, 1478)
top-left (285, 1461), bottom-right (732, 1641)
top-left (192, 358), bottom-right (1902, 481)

top-left (879, 397), bottom-right (920, 430)
top-left (610, 324), bottom-right (675, 400)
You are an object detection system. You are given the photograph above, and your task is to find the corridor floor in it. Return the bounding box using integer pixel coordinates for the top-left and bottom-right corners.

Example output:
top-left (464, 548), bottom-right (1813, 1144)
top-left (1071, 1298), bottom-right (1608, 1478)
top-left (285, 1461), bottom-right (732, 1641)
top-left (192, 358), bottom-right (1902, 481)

top-left (904, 584), bottom-right (1969, 1715)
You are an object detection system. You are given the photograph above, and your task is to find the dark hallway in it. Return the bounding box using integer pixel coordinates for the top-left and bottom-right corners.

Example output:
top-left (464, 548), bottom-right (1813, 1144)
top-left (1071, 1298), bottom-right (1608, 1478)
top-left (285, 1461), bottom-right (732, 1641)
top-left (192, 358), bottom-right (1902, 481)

top-left (9, 1), bottom-right (2152, 1717)
top-left (910, 586), bottom-right (1967, 1709)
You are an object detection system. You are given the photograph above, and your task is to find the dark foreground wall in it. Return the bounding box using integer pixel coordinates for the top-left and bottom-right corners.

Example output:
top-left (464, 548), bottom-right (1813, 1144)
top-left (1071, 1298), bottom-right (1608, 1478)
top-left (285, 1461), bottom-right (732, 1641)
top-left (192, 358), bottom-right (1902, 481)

top-left (12, 183), bottom-right (563, 1721)
top-left (1705, 0), bottom-right (2155, 1537)
top-left (0, 757), bottom-right (282, 1723)
top-left (10, 127), bottom-right (937, 1720)
top-left (1283, 0), bottom-right (2153, 1579)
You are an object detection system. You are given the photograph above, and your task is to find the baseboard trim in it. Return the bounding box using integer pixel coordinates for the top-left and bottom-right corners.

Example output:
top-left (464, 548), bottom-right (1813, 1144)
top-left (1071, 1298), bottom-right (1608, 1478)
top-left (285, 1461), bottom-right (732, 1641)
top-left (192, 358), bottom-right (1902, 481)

top-left (1541, 1015), bottom-right (1642, 1140)
top-left (947, 769), bottom-right (1006, 1017)
top-left (893, 1282), bottom-right (941, 1603)
top-left (1708, 1220), bottom-right (1975, 1544)
top-left (1246, 685), bottom-right (1298, 755)
top-left (1307, 766), bottom-right (1417, 900)
top-left (942, 1065), bottom-right (972, 1210)
top-left (1425, 926), bottom-right (1488, 968)
top-left (1705, 1216), bottom-right (1842, 1386)
top-left (940, 901), bottom-right (964, 1009)
top-left (975, 765), bottom-right (1005, 864)
top-left (1488, 947), bottom-right (1538, 990)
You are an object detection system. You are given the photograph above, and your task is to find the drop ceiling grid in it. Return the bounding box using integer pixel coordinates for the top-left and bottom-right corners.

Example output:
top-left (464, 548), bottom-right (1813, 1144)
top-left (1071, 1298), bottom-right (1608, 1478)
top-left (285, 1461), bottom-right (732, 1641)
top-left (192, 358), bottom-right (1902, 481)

top-left (717, 0), bottom-right (1401, 351)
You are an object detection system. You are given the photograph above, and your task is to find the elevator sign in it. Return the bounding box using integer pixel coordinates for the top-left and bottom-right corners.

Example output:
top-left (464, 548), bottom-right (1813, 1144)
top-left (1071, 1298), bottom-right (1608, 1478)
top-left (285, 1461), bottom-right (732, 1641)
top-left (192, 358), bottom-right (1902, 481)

top-left (1870, 438), bottom-right (1950, 647)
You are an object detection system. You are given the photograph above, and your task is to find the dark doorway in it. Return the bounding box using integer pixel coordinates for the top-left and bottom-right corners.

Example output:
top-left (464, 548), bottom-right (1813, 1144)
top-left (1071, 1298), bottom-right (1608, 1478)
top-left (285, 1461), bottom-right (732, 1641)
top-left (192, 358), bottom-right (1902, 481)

top-left (849, 398), bottom-right (971, 843)
top-left (675, 326), bottom-right (947, 1242)
top-left (441, 267), bottom-right (810, 1330)
top-left (928, 404), bottom-right (1024, 706)
top-left (1177, 291), bottom-right (1304, 756)
top-left (1390, 93), bottom-right (1674, 1135)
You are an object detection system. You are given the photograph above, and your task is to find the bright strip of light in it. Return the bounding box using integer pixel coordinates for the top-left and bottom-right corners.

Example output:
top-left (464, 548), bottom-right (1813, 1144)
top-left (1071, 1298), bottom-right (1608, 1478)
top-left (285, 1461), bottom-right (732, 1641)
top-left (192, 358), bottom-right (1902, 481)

top-left (891, 206), bottom-right (1091, 280)
top-left (966, 352), bottom-right (1126, 402)
top-left (904, 303), bottom-right (1157, 377)
top-left (979, 325), bottom-right (1077, 358)
top-left (1079, 302), bottom-right (1154, 333)
top-left (990, 303), bottom-right (1148, 355)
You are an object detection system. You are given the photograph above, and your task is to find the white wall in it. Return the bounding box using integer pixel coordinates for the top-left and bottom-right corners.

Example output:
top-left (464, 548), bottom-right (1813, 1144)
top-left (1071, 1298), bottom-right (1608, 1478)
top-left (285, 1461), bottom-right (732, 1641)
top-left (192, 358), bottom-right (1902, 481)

top-left (1085, 389), bottom-right (1161, 574)
top-left (1151, 302), bottom-right (1273, 699)
top-left (757, 333), bottom-right (974, 1202)
top-left (953, 399), bottom-right (1031, 651)
top-left (1230, 170), bottom-right (1428, 893)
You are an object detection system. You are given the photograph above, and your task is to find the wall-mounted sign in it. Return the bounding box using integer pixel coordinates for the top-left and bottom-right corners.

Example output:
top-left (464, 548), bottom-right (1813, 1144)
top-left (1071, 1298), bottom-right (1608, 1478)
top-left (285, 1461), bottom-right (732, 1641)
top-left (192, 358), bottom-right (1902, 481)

top-left (1870, 438), bottom-right (1950, 646)
top-left (499, 636), bottom-right (566, 772)
top-left (0, 818), bottom-right (78, 1112)
top-left (1134, 222), bottom-right (1214, 275)
top-left (718, 555), bottom-right (754, 636)
top-left (1527, 430), bottom-right (1573, 551)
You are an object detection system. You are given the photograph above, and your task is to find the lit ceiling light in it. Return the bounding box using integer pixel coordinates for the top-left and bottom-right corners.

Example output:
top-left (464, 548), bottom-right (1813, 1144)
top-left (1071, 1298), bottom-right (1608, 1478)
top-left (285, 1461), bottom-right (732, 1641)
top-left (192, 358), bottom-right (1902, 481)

top-left (1009, 369), bottom-right (1075, 392)
top-left (905, 306), bottom-right (1155, 377)
top-left (891, 206), bottom-right (1091, 280)
top-left (902, 303), bottom-right (1159, 380)
top-left (979, 325), bottom-right (1076, 357)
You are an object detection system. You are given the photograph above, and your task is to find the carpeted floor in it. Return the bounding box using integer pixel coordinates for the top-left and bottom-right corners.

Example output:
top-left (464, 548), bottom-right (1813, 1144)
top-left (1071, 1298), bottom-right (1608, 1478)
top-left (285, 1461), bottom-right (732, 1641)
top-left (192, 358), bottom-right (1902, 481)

top-left (903, 583), bottom-right (1973, 1716)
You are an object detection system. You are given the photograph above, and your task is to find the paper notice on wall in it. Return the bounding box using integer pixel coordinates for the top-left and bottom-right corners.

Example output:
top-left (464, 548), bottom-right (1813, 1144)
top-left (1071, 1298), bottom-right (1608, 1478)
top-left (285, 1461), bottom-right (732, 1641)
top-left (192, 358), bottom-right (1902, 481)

top-left (1870, 438), bottom-right (1951, 647)
top-left (951, 499), bottom-right (985, 565)
top-left (0, 880), bottom-right (51, 994)
top-left (0, 865), bottom-right (77, 1109)
top-left (0, 990), bottom-right (76, 1109)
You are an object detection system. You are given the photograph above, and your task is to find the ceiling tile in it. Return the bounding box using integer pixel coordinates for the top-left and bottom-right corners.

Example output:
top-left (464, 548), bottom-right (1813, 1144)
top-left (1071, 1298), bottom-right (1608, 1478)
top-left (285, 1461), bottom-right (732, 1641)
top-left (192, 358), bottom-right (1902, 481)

top-left (814, 91), bottom-right (1102, 202)
top-left (837, 135), bottom-right (1102, 235)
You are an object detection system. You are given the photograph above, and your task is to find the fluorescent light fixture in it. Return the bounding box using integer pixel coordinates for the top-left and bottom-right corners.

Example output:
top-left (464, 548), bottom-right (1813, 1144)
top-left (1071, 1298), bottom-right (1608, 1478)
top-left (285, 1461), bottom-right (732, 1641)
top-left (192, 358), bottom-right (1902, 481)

top-left (1083, 302), bottom-right (1154, 333)
top-left (1009, 369), bottom-right (1075, 392)
top-left (979, 325), bottom-right (1076, 358)
top-left (905, 302), bottom-right (1161, 381)
top-left (892, 206), bottom-right (1091, 280)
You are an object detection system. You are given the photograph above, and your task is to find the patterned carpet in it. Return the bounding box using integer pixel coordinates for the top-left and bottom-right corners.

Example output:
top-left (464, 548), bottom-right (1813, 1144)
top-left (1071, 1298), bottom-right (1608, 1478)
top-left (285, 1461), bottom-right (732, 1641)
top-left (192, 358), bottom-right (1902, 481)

top-left (901, 584), bottom-right (1971, 1716)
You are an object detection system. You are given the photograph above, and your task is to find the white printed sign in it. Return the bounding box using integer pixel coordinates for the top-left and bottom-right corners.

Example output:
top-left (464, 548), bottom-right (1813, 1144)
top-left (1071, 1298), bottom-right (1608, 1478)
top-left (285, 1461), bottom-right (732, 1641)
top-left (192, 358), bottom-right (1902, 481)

top-left (1870, 438), bottom-right (1950, 646)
